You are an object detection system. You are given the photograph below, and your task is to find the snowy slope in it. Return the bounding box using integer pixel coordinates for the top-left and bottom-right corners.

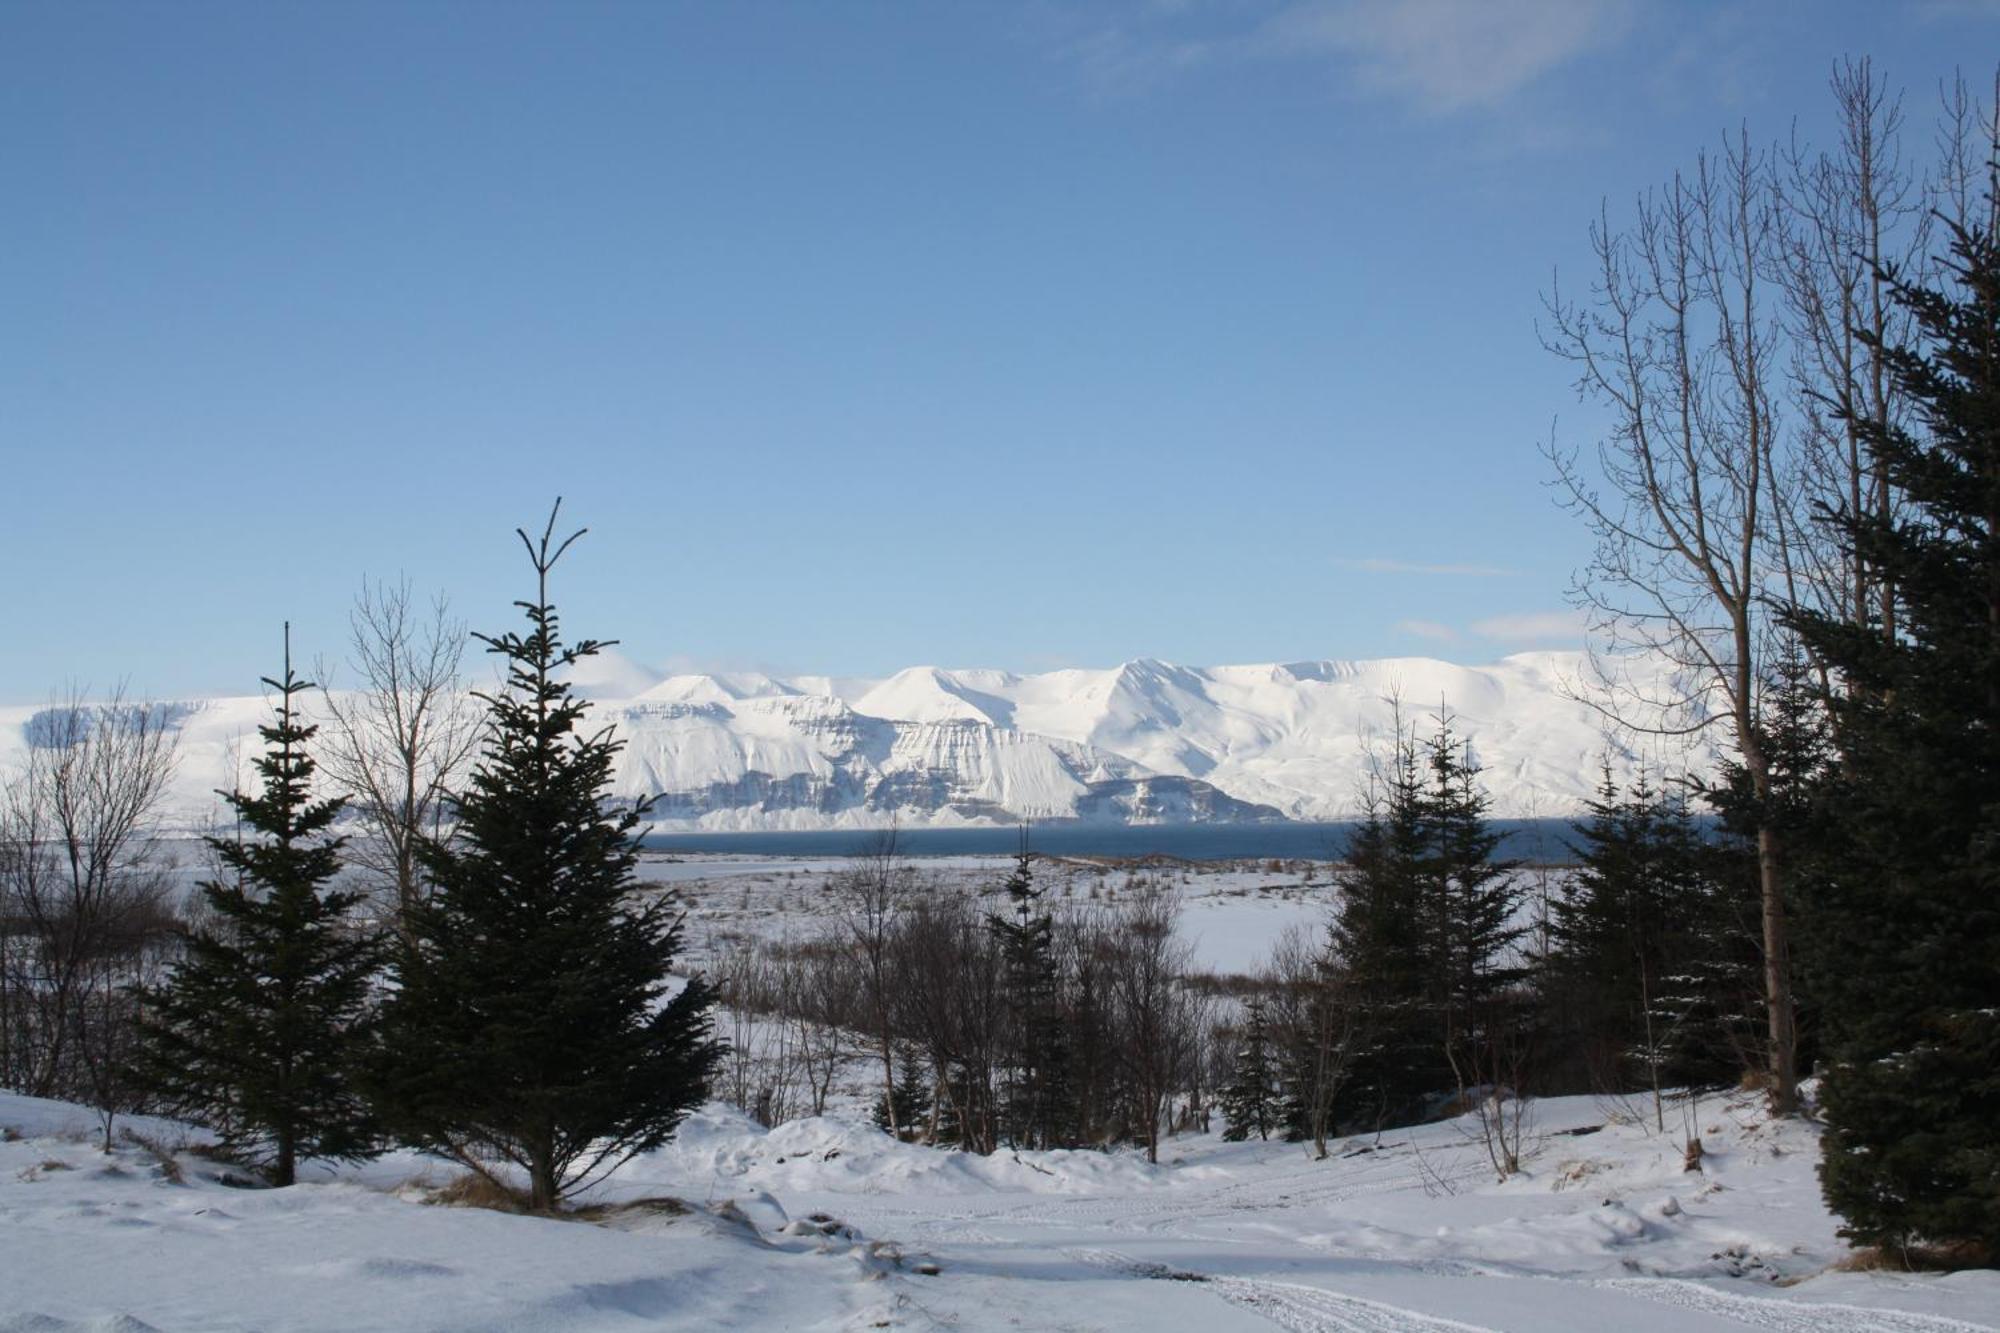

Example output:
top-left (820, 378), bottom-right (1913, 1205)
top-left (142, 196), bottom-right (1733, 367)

top-left (0, 652), bottom-right (1710, 833)
top-left (4, 1087), bottom-right (1994, 1332)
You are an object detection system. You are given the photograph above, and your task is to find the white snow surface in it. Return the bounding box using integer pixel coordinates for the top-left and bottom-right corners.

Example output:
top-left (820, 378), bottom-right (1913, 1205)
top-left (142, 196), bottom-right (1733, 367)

top-left (0, 652), bottom-right (1712, 834)
top-left (3, 1087), bottom-right (1994, 1332)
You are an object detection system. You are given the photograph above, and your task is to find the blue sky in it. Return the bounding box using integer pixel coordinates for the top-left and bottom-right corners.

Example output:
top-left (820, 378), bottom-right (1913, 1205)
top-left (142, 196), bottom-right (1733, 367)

top-left (3, 1), bottom-right (1994, 700)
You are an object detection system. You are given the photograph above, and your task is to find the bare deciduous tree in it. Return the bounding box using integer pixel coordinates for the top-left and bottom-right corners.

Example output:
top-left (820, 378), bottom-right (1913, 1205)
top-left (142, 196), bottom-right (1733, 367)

top-left (1266, 923), bottom-right (1358, 1160)
top-left (833, 824), bottom-right (918, 1137)
top-left (1778, 59), bottom-right (1926, 653)
top-left (317, 578), bottom-right (478, 929)
top-left (894, 892), bottom-right (1004, 1154)
top-left (0, 687), bottom-right (180, 1139)
top-left (1544, 71), bottom-right (2000, 1117)
top-left (1542, 129), bottom-right (1803, 1111)
top-left (1107, 884), bottom-right (1197, 1165)
top-left (1931, 68), bottom-right (2000, 249)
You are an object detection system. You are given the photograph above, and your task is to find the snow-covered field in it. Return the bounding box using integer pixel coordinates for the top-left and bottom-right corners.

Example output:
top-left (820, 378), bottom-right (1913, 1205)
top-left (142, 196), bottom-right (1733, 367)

top-left (648, 851), bottom-right (1343, 977)
top-left (5, 1086), bottom-right (1996, 1332)
top-left (6, 855), bottom-right (1993, 1332)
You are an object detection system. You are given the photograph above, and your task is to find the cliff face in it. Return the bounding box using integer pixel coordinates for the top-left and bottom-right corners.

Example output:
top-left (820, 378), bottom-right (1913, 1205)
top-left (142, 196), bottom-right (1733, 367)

top-left (0, 651), bottom-right (1709, 832)
top-left (604, 695), bottom-right (1278, 827)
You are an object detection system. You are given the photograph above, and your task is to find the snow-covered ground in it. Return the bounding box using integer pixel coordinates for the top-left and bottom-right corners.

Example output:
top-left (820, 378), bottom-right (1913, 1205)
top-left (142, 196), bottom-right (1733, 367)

top-left (647, 851), bottom-right (1342, 977)
top-left (6, 855), bottom-right (1992, 1330)
top-left (4, 1086), bottom-right (1995, 1332)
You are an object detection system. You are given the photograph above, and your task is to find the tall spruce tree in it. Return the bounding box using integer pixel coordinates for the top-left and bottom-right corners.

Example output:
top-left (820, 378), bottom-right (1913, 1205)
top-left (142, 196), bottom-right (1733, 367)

top-left (1221, 998), bottom-right (1279, 1142)
top-left (1419, 720), bottom-right (1524, 1055)
top-left (989, 847), bottom-right (1070, 1149)
top-left (1334, 714), bottom-right (1525, 1125)
top-left (1550, 766), bottom-right (1747, 1110)
top-left (133, 631), bottom-right (382, 1185)
top-left (372, 505), bottom-right (723, 1211)
top-left (1332, 723), bottom-right (1431, 1123)
top-left (1787, 221), bottom-right (2000, 1262)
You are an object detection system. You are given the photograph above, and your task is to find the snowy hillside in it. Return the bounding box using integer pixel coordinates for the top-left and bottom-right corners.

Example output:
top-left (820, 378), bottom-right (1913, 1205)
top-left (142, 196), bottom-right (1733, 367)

top-left (0, 652), bottom-right (1709, 834)
top-left (4, 1086), bottom-right (1994, 1332)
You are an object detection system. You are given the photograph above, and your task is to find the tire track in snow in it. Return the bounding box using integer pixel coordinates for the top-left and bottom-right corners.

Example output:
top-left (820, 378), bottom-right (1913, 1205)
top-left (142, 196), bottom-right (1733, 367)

top-left (1066, 1247), bottom-right (1500, 1333)
top-left (918, 1145), bottom-right (1458, 1241)
top-left (1205, 1277), bottom-right (1502, 1333)
top-left (1595, 1278), bottom-right (1999, 1333)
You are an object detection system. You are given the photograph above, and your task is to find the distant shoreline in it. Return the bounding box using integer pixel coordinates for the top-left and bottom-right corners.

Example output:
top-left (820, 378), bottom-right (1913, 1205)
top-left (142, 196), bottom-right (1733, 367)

top-left (638, 818), bottom-right (1585, 863)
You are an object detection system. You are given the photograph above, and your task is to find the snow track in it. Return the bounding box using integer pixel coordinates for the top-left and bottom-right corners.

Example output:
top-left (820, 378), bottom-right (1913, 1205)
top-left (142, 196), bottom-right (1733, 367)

top-left (1598, 1278), bottom-right (2000, 1333)
top-left (836, 1136), bottom-right (1482, 1248)
top-left (1068, 1248), bottom-right (1500, 1333)
top-left (1207, 1278), bottom-right (1500, 1333)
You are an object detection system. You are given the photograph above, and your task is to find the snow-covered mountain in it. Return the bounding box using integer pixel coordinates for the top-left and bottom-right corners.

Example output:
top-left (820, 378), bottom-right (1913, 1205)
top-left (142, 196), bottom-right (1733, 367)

top-left (0, 652), bottom-right (1704, 833)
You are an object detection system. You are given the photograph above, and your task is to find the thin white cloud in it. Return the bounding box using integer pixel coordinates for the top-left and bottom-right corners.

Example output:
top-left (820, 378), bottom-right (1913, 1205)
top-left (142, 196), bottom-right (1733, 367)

top-left (1053, 0), bottom-right (1633, 113)
top-left (1471, 610), bottom-right (1586, 642)
top-left (1250, 0), bottom-right (1635, 114)
top-left (1395, 618), bottom-right (1459, 643)
top-left (1339, 557), bottom-right (1521, 577)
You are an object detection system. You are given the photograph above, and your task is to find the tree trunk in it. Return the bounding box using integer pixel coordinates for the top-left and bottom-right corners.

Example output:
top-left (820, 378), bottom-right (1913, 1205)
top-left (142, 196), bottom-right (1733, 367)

top-left (878, 1030), bottom-right (896, 1140)
top-left (1741, 676), bottom-right (1798, 1116)
top-left (529, 1155), bottom-right (559, 1212)
top-left (1756, 821), bottom-right (1798, 1114)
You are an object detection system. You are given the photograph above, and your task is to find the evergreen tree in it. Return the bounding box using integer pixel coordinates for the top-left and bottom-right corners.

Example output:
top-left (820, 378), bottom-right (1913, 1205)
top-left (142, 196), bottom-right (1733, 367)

top-left (1705, 650), bottom-right (1838, 1082)
top-left (1787, 222), bottom-right (2000, 1262)
top-left (1419, 721), bottom-right (1524, 1058)
top-left (372, 505), bottom-right (723, 1211)
top-left (872, 1041), bottom-right (934, 1141)
top-left (989, 847), bottom-right (1070, 1149)
top-left (1331, 724), bottom-right (1432, 1123)
top-left (1334, 714), bottom-right (1526, 1124)
top-left (1550, 766), bottom-right (1749, 1106)
top-left (133, 632), bottom-right (381, 1185)
top-left (1221, 998), bottom-right (1279, 1141)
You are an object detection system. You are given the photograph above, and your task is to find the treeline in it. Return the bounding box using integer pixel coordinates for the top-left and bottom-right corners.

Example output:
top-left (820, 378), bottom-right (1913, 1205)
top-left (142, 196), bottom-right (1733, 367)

top-left (1241, 715), bottom-right (1765, 1174)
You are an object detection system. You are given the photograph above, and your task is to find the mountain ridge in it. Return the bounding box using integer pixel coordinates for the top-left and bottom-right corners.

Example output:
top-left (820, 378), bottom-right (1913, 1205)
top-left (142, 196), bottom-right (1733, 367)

top-left (0, 651), bottom-right (1704, 833)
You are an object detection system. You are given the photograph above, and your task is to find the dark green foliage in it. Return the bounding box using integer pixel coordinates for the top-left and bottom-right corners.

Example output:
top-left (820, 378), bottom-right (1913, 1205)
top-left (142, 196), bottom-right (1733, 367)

top-left (1331, 731), bottom-right (1431, 1122)
top-left (1420, 726), bottom-right (1525, 1045)
top-left (872, 1041), bottom-right (933, 1140)
top-left (1786, 224), bottom-right (2000, 1262)
top-left (989, 849), bottom-right (1072, 1149)
top-left (371, 507), bottom-right (723, 1211)
top-left (1706, 651), bottom-right (1839, 1078)
top-left (133, 640), bottom-right (382, 1186)
top-left (1221, 999), bottom-right (1279, 1141)
top-left (1548, 767), bottom-right (1753, 1097)
top-left (1333, 714), bottom-right (1524, 1123)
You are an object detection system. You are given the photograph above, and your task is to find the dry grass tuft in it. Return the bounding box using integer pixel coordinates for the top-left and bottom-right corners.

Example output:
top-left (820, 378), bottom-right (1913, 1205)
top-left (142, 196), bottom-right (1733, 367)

top-left (426, 1169), bottom-right (530, 1214)
top-left (117, 1129), bottom-right (188, 1185)
top-left (1835, 1240), bottom-right (1996, 1273)
top-left (1737, 1068), bottom-right (1775, 1093)
top-left (570, 1196), bottom-right (691, 1224)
